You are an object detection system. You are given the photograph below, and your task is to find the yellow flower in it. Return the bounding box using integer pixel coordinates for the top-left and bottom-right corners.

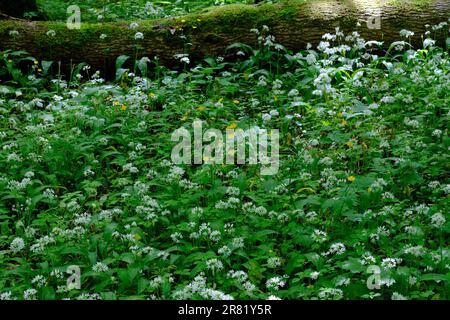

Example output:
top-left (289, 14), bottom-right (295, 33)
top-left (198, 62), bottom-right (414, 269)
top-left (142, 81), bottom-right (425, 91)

top-left (113, 101), bottom-right (120, 106)
top-left (181, 19), bottom-right (186, 23)
top-left (226, 122), bottom-right (237, 130)
top-left (7, 60), bottom-right (12, 63)
top-left (233, 99), bottom-right (240, 104)
top-left (218, 97), bottom-right (224, 103)
top-left (149, 92), bottom-right (156, 98)
top-left (368, 187), bottom-right (372, 193)
top-left (37, 69), bottom-right (42, 72)
top-left (33, 60), bottom-right (39, 65)
top-left (347, 175), bottom-right (356, 182)
top-left (121, 104), bottom-right (127, 111)
top-left (345, 141), bottom-right (353, 148)
top-left (341, 119), bottom-right (347, 126)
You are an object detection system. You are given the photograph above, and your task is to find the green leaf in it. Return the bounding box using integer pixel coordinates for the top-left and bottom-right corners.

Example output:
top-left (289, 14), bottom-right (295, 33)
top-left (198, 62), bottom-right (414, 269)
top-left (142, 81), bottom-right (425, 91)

top-left (419, 273), bottom-right (450, 282)
top-left (115, 55), bottom-right (130, 70)
top-left (137, 57), bottom-right (150, 77)
top-left (42, 60), bottom-right (53, 75)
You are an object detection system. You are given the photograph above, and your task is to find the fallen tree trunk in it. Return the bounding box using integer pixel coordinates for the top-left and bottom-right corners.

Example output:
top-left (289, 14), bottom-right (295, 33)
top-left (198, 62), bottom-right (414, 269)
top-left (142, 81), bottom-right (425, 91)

top-left (0, 0), bottom-right (449, 76)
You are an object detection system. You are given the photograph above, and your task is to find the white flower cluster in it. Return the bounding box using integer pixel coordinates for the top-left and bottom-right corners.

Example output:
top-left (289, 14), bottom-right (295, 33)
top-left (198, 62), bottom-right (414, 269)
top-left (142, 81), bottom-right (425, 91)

top-left (10, 237), bottom-right (25, 253)
top-left (92, 262), bottom-right (109, 273)
top-left (266, 276), bottom-right (287, 291)
top-left (173, 273), bottom-right (234, 300)
top-left (242, 202), bottom-right (267, 216)
top-left (324, 242), bottom-right (346, 256)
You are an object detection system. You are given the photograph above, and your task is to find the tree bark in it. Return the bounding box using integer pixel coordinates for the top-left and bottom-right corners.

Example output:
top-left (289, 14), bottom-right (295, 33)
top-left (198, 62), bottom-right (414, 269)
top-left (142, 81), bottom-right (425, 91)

top-left (0, 0), bottom-right (449, 76)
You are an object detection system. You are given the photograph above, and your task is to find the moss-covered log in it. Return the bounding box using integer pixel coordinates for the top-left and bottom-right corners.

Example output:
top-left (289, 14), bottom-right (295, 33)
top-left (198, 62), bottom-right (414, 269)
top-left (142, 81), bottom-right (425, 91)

top-left (0, 0), bottom-right (449, 75)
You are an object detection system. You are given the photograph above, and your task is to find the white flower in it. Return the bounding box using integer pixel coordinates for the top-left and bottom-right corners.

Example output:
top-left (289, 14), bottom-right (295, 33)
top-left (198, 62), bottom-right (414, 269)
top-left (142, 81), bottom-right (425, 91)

top-left (325, 242), bottom-right (346, 256)
top-left (46, 30), bottom-right (56, 37)
top-left (431, 212), bottom-right (446, 228)
top-left (23, 288), bottom-right (37, 300)
top-left (31, 275), bottom-right (46, 288)
top-left (134, 32), bottom-right (144, 40)
top-left (312, 229), bottom-right (328, 243)
top-left (391, 292), bottom-right (408, 300)
top-left (317, 41), bottom-right (330, 51)
top-left (170, 232), bottom-right (183, 243)
top-left (227, 270), bottom-right (248, 282)
top-left (408, 276), bottom-right (417, 286)
top-left (130, 22), bottom-right (140, 29)
top-left (306, 53), bottom-right (317, 64)
top-left (50, 269), bottom-right (64, 279)
top-left (310, 271), bottom-right (320, 280)
top-left (100, 33), bottom-right (107, 40)
top-left (262, 113), bottom-right (271, 121)
top-left (336, 277), bottom-right (350, 287)
top-left (269, 109), bottom-right (279, 117)
top-left (266, 276), bottom-right (286, 290)
top-left (423, 38), bottom-right (436, 48)
top-left (399, 29), bottom-right (414, 38)
top-left (318, 288), bottom-right (343, 300)
top-left (231, 237), bottom-right (244, 249)
top-left (432, 129), bottom-right (442, 138)
top-left (206, 258), bottom-right (224, 271)
top-left (267, 257), bottom-right (282, 268)
top-left (9, 30), bottom-right (19, 37)
top-left (0, 291), bottom-right (14, 300)
top-left (92, 262), bottom-right (109, 273)
top-left (218, 245), bottom-right (232, 257)
top-left (243, 281), bottom-right (256, 292)
top-left (77, 293), bottom-right (102, 300)
top-left (381, 257), bottom-right (401, 269)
